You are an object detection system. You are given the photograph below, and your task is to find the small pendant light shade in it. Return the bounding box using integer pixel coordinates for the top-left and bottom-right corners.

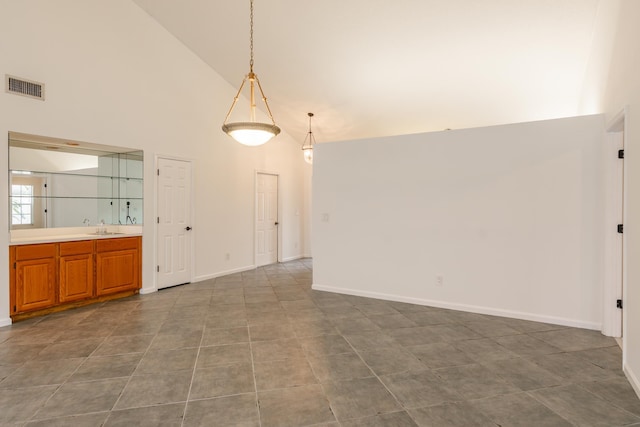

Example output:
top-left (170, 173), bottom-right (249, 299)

top-left (301, 112), bottom-right (316, 164)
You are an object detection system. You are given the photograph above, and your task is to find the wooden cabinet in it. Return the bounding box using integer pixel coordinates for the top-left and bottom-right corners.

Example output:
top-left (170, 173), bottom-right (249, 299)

top-left (59, 241), bottom-right (94, 303)
top-left (96, 237), bottom-right (140, 296)
top-left (10, 236), bottom-right (141, 320)
top-left (11, 244), bottom-right (57, 313)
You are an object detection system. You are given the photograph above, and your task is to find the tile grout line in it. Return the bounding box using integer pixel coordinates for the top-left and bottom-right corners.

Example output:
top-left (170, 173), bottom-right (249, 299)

top-left (180, 307), bottom-right (208, 427)
top-left (246, 272), bottom-right (263, 427)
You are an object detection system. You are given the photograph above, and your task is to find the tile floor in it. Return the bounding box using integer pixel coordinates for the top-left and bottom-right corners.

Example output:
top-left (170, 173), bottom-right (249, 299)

top-left (0, 259), bottom-right (639, 426)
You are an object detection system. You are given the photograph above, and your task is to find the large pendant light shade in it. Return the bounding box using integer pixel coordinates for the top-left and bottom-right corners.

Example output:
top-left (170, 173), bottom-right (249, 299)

top-left (222, 0), bottom-right (280, 146)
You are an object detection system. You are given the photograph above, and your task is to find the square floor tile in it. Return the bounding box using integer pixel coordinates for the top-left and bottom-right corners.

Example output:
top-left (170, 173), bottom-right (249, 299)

top-left (307, 352), bottom-right (373, 382)
top-left (68, 353), bottom-right (142, 382)
top-left (251, 338), bottom-right (305, 362)
top-left (26, 412), bottom-right (110, 427)
top-left (380, 370), bottom-right (459, 408)
top-left (104, 403), bottom-right (185, 427)
top-left (149, 331), bottom-right (203, 351)
top-left (254, 357), bottom-right (317, 391)
top-left (531, 329), bottom-right (617, 352)
top-left (434, 364), bottom-right (519, 400)
top-left (185, 394), bottom-right (259, 427)
top-left (93, 334), bottom-right (154, 356)
top-left (409, 402), bottom-right (495, 427)
top-left (258, 384), bottom-right (335, 427)
top-left (0, 357), bottom-right (84, 388)
top-left (358, 347), bottom-right (425, 376)
top-left (0, 386), bottom-right (58, 424)
top-left (197, 343), bottom-right (252, 368)
top-left (481, 357), bottom-right (563, 391)
top-left (202, 326), bottom-right (248, 346)
top-left (471, 392), bottom-right (572, 426)
top-left (341, 411), bottom-right (418, 426)
top-left (136, 348), bottom-right (198, 374)
top-left (323, 377), bottom-right (401, 421)
top-left (115, 370), bottom-right (192, 409)
top-left (407, 342), bottom-right (474, 369)
top-left (299, 334), bottom-right (354, 357)
top-left (190, 363), bottom-right (255, 399)
top-left (33, 378), bottom-right (128, 420)
top-left (529, 384), bottom-right (640, 426)
top-left (580, 377), bottom-right (640, 417)
top-left (529, 353), bottom-right (616, 382)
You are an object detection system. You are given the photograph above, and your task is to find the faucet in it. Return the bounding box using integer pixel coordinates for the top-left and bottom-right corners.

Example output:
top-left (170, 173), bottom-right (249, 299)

top-left (83, 218), bottom-right (90, 226)
top-left (97, 219), bottom-right (106, 235)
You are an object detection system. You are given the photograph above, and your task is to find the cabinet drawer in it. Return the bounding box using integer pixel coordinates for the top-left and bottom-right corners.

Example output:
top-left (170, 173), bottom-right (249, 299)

top-left (14, 243), bottom-right (57, 261)
top-left (96, 237), bottom-right (140, 252)
top-left (59, 240), bottom-right (94, 256)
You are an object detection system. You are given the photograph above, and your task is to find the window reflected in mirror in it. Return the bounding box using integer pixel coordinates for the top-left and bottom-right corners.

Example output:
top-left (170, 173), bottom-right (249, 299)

top-left (8, 132), bottom-right (143, 230)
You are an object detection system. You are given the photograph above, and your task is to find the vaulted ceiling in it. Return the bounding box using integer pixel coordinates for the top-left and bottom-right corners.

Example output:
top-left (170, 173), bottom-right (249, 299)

top-left (132, 0), bottom-right (602, 143)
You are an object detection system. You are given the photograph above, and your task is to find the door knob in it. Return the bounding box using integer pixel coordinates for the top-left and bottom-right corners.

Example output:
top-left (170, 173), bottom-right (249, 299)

top-left (275, 222), bottom-right (279, 226)
top-left (185, 226), bottom-right (192, 231)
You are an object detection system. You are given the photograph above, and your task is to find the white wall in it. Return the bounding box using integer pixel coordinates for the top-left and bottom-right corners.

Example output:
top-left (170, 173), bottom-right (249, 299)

top-left (313, 115), bottom-right (605, 329)
top-left (0, 0), bottom-right (308, 326)
top-left (601, 0), bottom-right (640, 398)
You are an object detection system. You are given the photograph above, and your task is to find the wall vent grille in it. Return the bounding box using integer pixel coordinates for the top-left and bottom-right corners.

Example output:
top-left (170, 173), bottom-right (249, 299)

top-left (5, 75), bottom-right (45, 100)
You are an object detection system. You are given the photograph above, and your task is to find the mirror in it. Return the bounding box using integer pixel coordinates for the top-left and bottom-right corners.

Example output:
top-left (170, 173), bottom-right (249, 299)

top-left (9, 132), bottom-right (143, 229)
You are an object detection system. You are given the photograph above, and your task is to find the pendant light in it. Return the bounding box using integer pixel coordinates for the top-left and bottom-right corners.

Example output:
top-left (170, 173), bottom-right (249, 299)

top-left (222, 0), bottom-right (280, 146)
top-left (301, 113), bottom-right (316, 164)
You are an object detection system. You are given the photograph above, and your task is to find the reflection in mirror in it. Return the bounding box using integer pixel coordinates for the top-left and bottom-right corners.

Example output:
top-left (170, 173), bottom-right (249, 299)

top-left (8, 132), bottom-right (143, 229)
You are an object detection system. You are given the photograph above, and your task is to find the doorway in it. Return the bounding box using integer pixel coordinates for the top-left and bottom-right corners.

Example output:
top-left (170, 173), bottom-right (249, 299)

top-left (156, 157), bottom-right (193, 289)
top-left (603, 109), bottom-right (626, 339)
top-left (256, 172), bottom-right (279, 267)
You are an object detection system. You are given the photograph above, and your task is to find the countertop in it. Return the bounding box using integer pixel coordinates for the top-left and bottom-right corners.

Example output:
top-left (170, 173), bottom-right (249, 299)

top-left (10, 226), bottom-right (143, 245)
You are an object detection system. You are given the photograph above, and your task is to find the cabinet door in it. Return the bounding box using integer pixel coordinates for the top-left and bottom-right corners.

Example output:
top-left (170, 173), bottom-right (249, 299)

top-left (15, 257), bottom-right (56, 313)
top-left (59, 254), bottom-right (94, 302)
top-left (96, 249), bottom-right (139, 295)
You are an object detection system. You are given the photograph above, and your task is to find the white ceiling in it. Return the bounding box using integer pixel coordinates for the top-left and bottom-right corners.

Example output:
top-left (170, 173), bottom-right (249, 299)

top-left (132, 0), bottom-right (602, 143)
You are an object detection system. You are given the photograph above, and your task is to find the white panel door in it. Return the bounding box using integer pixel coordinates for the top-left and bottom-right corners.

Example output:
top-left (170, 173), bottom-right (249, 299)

top-left (256, 173), bottom-right (278, 266)
top-left (157, 158), bottom-right (192, 289)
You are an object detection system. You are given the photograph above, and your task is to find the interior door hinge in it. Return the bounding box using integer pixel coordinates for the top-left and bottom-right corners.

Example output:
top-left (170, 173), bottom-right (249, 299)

top-left (618, 149), bottom-right (624, 159)
top-left (156, 265), bottom-right (160, 273)
top-left (157, 217), bottom-right (160, 224)
top-left (157, 169), bottom-right (160, 176)
top-left (13, 262), bottom-right (16, 269)
top-left (617, 299), bottom-right (623, 309)
top-left (617, 224), bottom-right (624, 234)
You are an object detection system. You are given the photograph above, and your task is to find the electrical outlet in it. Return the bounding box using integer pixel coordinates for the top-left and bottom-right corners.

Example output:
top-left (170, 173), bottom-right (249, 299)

top-left (321, 213), bottom-right (330, 222)
top-left (435, 275), bottom-right (444, 287)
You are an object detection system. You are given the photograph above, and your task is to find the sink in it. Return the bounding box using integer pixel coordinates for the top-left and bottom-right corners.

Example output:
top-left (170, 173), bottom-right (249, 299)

top-left (86, 232), bottom-right (125, 236)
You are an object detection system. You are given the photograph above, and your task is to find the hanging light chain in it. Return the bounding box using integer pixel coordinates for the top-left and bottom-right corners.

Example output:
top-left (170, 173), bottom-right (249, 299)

top-left (249, 0), bottom-right (254, 73)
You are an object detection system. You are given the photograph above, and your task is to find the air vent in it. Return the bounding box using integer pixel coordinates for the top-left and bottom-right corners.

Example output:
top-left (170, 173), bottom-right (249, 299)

top-left (5, 75), bottom-right (45, 100)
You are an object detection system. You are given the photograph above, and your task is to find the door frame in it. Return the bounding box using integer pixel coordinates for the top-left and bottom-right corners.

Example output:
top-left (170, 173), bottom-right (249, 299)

top-left (603, 107), bottom-right (627, 341)
top-left (254, 170), bottom-right (281, 266)
top-left (154, 154), bottom-right (195, 291)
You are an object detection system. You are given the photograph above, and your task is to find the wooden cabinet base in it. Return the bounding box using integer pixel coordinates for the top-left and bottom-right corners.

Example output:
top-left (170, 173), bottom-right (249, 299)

top-left (9, 237), bottom-right (141, 322)
top-left (11, 289), bottom-right (139, 322)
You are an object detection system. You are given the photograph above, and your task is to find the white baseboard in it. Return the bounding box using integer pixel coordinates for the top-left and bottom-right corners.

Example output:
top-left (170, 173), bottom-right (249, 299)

top-left (0, 317), bottom-right (12, 328)
top-left (281, 255), bottom-right (304, 262)
top-left (139, 287), bottom-right (157, 295)
top-left (624, 363), bottom-right (640, 400)
top-left (193, 264), bottom-right (257, 283)
top-left (311, 283), bottom-right (601, 331)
